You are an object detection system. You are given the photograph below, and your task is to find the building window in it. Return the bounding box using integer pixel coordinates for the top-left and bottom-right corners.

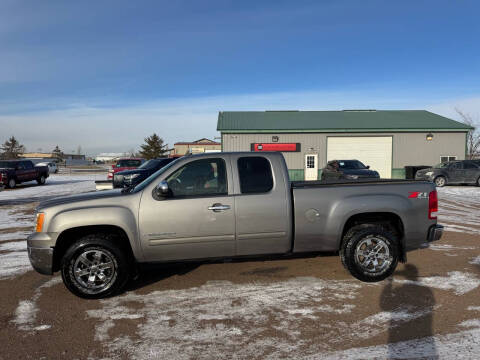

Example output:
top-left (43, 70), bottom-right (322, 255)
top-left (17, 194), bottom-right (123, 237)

top-left (440, 156), bottom-right (457, 163)
top-left (306, 155), bottom-right (315, 168)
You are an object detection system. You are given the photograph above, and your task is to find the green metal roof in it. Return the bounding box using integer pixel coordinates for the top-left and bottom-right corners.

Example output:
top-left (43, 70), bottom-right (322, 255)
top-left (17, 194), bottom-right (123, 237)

top-left (217, 110), bottom-right (473, 133)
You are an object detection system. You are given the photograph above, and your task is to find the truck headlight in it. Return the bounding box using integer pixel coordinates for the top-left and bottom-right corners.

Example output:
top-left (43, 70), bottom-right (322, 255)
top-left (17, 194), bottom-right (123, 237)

top-left (345, 174), bottom-right (359, 179)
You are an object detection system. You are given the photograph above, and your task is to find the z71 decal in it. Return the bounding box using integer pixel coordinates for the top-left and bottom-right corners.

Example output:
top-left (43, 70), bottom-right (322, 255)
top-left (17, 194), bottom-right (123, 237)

top-left (408, 192), bottom-right (428, 199)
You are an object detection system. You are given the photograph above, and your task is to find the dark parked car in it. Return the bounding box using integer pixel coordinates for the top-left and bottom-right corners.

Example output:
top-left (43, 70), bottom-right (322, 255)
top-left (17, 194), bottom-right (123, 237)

top-left (113, 158), bottom-right (176, 188)
top-left (0, 160), bottom-right (49, 188)
top-left (321, 160), bottom-right (380, 180)
top-left (415, 160), bottom-right (480, 187)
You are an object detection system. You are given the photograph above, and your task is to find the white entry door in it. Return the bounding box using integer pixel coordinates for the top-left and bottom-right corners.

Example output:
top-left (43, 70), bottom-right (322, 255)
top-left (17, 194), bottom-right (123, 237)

top-left (327, 136), bottom-right (393, 179)
top-left (304, 154), bottom-right (318, 180)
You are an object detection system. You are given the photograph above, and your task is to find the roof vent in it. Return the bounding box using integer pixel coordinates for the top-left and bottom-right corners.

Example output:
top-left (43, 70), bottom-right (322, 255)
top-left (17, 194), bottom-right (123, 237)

top-left (342, 109), bottom-right (377, 112)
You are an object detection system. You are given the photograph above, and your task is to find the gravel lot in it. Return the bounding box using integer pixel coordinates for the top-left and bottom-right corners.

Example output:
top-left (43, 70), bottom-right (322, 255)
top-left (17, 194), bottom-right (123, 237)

top-left (1, 175), bottom-right (479, 359)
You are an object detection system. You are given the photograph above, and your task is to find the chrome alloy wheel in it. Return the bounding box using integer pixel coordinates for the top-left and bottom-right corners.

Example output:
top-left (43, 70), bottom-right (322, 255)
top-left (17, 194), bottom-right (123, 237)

top-left (73, 249), bottom-right (117, 293)
top-left (354, 236), bottom-right (392, 274)
top-left (435, 177), bottom-right (446, 187)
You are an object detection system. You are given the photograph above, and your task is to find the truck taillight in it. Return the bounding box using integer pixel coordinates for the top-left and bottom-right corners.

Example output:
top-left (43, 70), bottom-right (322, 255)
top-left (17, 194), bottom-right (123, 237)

top-left (429, 190), bottom-right (438, 220)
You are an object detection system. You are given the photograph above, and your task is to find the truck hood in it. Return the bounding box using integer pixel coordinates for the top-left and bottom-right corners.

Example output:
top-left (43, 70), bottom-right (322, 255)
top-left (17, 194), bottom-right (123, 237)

top-left (116, 168), bottom-right (149, 176)
top-left (341, 169), bottom-right (379, 177)
top-left (38, 189), bottom-right (124, 210)
top-left (415, 168), bottom-right (434, 175)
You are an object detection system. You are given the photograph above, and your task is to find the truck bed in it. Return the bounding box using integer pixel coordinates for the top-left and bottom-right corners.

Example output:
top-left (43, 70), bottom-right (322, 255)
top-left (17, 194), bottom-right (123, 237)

top-left (291, 178), bottom-right (428, 188)
top-left (291, 179), bottom-right (436, 254)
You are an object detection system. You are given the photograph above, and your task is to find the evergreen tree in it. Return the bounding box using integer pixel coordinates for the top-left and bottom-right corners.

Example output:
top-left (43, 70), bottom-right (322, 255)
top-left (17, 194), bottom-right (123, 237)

top-left (139, 133), bottom-right (168, 159)
top-left (0, 136), bottom-right (25, 159)
top-left (52, 145), bottom-right (64, 159)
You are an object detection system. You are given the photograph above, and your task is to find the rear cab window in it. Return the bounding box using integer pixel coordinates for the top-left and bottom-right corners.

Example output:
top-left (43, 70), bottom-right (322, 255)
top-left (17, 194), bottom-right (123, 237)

top-left (237, 156), bottom-right (273, 194)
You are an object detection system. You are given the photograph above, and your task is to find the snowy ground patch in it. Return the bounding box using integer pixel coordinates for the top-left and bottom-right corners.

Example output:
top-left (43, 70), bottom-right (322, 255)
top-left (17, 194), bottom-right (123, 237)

top-left (395, 271), bottom-right (480, 295)
top-left (87, 277), bottom-right (364, 359)
top-left (12, 277), bottom-right (62, 331)
top-left (437, 186), bottom-right (480, 235)
top-left (0, 174), bottom-right (98, 203)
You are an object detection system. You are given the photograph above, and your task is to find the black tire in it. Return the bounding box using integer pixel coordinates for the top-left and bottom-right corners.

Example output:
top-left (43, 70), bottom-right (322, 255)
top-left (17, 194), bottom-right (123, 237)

top-left (477, 177), bottom-right (480, 187)
top-left (434, 176), bottom-right (446, 187)
top-left (341, 224), bottom-right (399, 282)
top-left (7, 178), bottom-right (16, 189)
top-left (61, 234), bottom-right (131, 299)
top-left (37, 175), bottom-right (46, 185)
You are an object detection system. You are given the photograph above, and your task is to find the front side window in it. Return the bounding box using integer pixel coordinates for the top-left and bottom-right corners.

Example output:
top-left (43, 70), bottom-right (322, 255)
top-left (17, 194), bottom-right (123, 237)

top-left (238, 156), bottom-right (273, 194)
top-left (166, 158), bottom-right (227, 197)
top-left (464, 162), bottom-right (479, 169)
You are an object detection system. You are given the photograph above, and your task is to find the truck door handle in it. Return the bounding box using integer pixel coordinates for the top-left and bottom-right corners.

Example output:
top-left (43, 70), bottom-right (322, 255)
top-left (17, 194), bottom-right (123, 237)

top-left (208, 203), bottom-right (231, 212)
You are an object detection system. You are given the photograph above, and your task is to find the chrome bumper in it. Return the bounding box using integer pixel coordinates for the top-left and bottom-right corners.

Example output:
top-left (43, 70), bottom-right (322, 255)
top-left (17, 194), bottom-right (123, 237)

top-left (27, 232), bottom-right (56, 275)
top-left (427, 224), bottom-right (443, 242)
top-left (28, 246), bottom-right (53, 275)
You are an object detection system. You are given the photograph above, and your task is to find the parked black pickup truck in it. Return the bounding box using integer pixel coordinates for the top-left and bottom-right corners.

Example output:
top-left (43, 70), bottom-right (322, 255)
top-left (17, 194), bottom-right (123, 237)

top-left (113, 158), bottom-right (175, 188)
top-left (0, 160), bottom-right (49, 188)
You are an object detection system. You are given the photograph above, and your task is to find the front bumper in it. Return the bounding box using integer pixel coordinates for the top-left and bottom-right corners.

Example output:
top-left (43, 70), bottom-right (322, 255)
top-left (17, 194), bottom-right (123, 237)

top-left (27, 232), bottom-right (55, 275)
top-left (427, 224), bottom-right (443, 242)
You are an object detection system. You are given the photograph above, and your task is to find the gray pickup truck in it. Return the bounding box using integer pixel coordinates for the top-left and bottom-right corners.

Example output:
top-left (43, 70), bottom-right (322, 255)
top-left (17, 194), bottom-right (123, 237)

top-left (28, 152), bottom-right (443, 298)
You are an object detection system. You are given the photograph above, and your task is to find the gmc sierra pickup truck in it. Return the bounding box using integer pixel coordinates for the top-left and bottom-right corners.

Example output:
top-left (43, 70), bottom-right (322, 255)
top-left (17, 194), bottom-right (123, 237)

top-left (0, 160), bottom-right (49, 188)
top-left (28, 152), bottom-right (443, 298)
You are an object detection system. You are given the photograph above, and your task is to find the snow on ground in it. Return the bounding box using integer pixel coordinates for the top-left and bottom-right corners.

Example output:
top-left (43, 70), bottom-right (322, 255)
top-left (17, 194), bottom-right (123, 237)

top-left (437, 186), bottom-right (480, 235)
top-left (318, 327), bottom-right (480, 360)
top-left (86, 277), bottom-right (364, 359)
top-left (12, 277), bottom-right (62, 331)
top-left (394, 271), bottom-right (480, 295)
top-left (0, 174), bottom-right (98, 279)
top-left (0, 174), bottom-right (98, 203)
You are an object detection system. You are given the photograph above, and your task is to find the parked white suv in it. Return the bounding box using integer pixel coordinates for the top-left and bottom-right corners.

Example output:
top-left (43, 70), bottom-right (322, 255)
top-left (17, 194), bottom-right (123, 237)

top-left (36, 162), bottom-right (58, 174)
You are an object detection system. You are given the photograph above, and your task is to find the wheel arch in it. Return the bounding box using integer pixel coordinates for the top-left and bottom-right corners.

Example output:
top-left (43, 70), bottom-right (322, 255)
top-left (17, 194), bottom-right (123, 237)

top-left (340, 212), bottom-right (406, 262)
top-left (52, 225), bottom-right (135, 272)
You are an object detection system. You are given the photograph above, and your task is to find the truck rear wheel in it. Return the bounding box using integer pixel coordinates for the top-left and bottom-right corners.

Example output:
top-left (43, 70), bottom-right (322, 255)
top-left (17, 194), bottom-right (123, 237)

top-left (61, 234), bottom-right (130, 299)
top-left (341, 225), bottom-right (399, 282)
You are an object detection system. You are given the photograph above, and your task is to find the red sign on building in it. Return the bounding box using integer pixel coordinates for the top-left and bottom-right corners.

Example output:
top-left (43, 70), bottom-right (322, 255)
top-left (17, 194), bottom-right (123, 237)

top-left (250, 143), bottom-right (301, 152)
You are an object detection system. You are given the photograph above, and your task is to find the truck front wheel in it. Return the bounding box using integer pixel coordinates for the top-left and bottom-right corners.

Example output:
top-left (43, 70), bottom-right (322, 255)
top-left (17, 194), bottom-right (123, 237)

top-left (37, 175), bottom-right (46, 185)
top-left (61, 234), bottom-right (130, 299)
top-left (7, 178), bottom-right (16, 189)
top-left (341, 225), bottom-right (399, 282)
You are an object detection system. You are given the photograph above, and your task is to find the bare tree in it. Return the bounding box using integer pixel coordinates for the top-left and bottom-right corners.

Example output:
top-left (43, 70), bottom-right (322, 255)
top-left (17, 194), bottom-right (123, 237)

top-left (456, 108), bottom-right (480, 159)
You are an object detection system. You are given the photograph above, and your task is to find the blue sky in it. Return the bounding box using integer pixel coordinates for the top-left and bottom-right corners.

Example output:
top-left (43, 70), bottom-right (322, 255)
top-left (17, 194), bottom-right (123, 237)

top-left (1, 0), bottom-right (479, 154)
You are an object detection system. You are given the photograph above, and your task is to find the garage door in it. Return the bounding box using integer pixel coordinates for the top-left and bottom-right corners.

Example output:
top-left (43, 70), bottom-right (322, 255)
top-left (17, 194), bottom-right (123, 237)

top-left (327, 136), bottom-right (392, 178)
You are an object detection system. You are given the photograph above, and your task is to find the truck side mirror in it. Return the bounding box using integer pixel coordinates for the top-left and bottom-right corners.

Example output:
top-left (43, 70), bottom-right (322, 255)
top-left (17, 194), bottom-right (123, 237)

top-left (154, 180), bottom-right (170, 198)
top-left (366, 165), bottom-right (370, 169)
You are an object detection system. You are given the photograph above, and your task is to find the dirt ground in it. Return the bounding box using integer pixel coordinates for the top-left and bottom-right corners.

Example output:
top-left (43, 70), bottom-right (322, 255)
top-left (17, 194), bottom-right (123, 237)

top-left (1, 179), bottom-right (480, 359)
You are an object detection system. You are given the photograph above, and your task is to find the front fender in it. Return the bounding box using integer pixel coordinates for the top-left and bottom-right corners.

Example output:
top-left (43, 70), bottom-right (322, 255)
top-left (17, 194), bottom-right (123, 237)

top-left (47, 206), bottom-right (143, 260)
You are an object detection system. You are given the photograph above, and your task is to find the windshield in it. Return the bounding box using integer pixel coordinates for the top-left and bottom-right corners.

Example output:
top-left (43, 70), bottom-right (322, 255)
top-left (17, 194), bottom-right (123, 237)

top-left (0, 161), bottom-right (16, 168)
top-left (337, 160), bottom-right (367, 169)
top-left (434, 162), bottom-right (450, 168)
top-left (139, 159), bottom-right (162, 169)
top-left (131, 158), bottom-right (181, 193)
top-left (116, 159), bottom-right (142, 168)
